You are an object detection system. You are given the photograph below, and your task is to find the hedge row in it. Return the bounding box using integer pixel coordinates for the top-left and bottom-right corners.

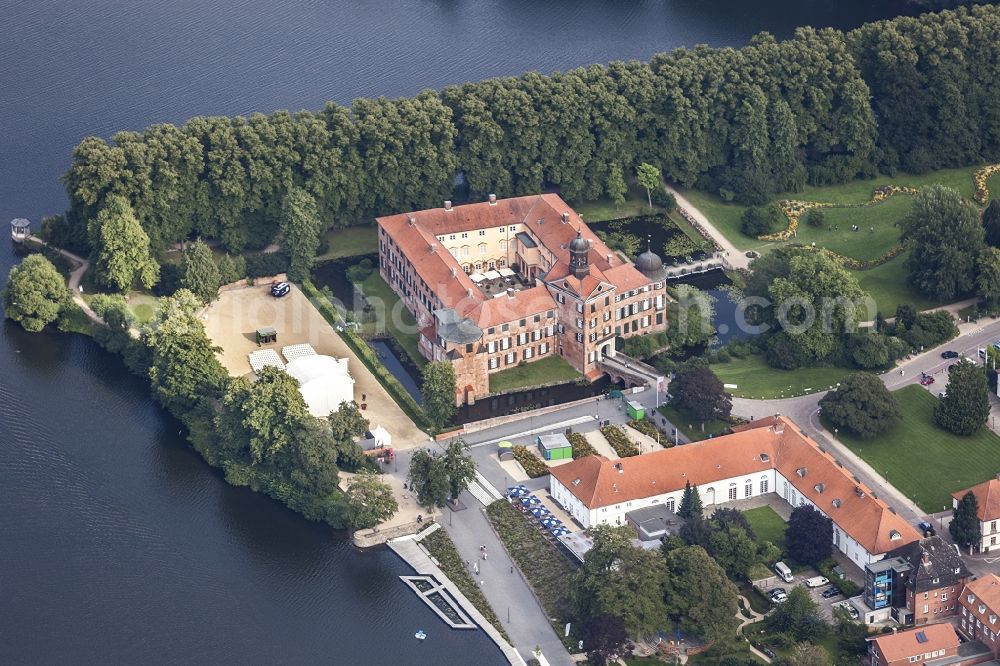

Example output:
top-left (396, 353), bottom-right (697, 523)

top-left (600, 425), bottom-right (639, 457)
top-left (512, 445), bottom-right (549, 478)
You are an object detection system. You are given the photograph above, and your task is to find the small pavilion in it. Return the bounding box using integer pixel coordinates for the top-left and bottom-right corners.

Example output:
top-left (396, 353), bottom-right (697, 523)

top-left (10, 218), bottom-right (30, 243)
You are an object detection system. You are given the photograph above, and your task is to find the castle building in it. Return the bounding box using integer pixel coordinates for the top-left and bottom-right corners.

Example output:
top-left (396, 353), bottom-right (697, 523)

top-left (376, 194), bottom-right (668, 405)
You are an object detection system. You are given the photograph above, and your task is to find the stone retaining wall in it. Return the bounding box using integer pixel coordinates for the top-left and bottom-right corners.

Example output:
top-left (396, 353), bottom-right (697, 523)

top-left (352, 519), bottom-right (423, 548)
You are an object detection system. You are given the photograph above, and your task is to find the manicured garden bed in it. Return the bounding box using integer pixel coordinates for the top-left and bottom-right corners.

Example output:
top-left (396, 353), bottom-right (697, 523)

top-left (420, 528), bottom-right (509, 641)
top-left (488, 356), bottom-right (580, 394)
top-left (600, 425), bottom-right (640, 457)
top-left (512, 445), bottom-right (549, 478)
top-left (832, 385), bottom-right (1000, 512)
top-left (567, 431), bottom-right (597, 458)
top-left (485, 500), bottom-right (576, 642)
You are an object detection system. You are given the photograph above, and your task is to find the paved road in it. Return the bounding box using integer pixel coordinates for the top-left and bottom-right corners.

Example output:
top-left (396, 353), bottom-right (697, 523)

top-left (663, 183), bottom-right (751, 269)
top-left (731, 317), bottom-right (1000, 528)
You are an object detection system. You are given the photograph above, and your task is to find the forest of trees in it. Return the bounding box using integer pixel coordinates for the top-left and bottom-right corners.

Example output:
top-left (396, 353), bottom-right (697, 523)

top-left (51, 6), bottom-right (1000, 265)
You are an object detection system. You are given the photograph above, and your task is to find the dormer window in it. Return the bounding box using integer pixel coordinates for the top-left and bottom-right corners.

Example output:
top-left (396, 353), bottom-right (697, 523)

top-left (832, 499), bottom-right (842, 508)
top-left (932, 578), bottom-right (939, 584)
top-left (797, 467), bottom-right (807, 477)
top-left (889, 530), bottom-right (901, 540)
top-left (981, 604), bottom-right (987, 614)
top-left (990, 615), bottom-right (997, 624)
top-left (969, 595), bottom-right (977, 603)
top-left (760, 453), bottom-right (770, 462)
top-left (572, 478), bottom-right (581, 486)
top-left (814, 483), bottom-right (825, 493)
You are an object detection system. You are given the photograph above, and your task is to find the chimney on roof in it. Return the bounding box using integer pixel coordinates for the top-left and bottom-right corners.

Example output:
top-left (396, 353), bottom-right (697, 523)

top-left (507, 288), bottom-right (515, 299)
top-left (407, 215), bottom-right (416, 226)
top-left (614, 462), bottom-right (623, 474)
top-left (922, 550), bottom-right (931, 566)
top-left (430, 241), bottom-right (438, 252)
top-left (561, 212), bottom-right (569, 223)
top-left (607, 254), bottom-right (613, 265)
top-left (467, 287), bottom-right (474, 298)
top-left (444, 200), bottom-right (453, 211)
top-left (488, 194), bottom-right (497, 205)
top-left (773, 421), bottom-right (785, 435)
top-left (451, 267), bottom-right (457, 277)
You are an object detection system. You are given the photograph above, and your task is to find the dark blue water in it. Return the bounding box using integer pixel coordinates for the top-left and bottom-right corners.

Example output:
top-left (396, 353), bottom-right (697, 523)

top-left (371, 339), bottom-right (425, 405)
top-left (0, 0), bottom-right (914, 661)
top-left (670, 269), bottom-right (751, 346)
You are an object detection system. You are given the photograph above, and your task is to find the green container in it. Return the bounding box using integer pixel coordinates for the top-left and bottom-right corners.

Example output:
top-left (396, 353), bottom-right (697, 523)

top-left (626, 400), bottom-right (645, 421)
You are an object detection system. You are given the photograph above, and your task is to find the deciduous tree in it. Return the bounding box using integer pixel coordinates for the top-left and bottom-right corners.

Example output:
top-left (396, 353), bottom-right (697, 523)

top-left (665, 284), bottom-right (715, 348)
top-left (88, 194), bottom-right (159, 292)
top-left (180, 239), bottom-right (222, 304)
top-left (281, 187), bottom-right (324, 282)
top-left (2, 254), bottom-right (69, 332)
top-left (935, 360), bottom-right (990, 435)
top-left (903, 186), bottom-right (984, 301)
top-left (786, 505), bottom-right (832, 565)
top-left (344, 470), bottom-right (399, 529)
top-left (421, 361), bottom-right (457, 431)
top-left (582, 613), bottom-right (628, 666)
top-left (443, 439), bottom-right (476, 500)
top-left (786, 642), bottom-right (830, 666)
top-left (819, 372), bottom-right (901, 438)
top-left (636, 162), bottom-right (661, 210)
top-left (977, 247), bottom-right (1000, 311)
top-left (663, 545), bottom-right (739, 642)
top-left (672, 366), bottom-right (732, 421)
top-left (606, 163), bottom-right (627, 209)
top-left (984, 200), bottom-right (1000, 249)
top-left (766, 587), bottom-right (826, 642)
top-left (407, 448), bottom-right (450, 508)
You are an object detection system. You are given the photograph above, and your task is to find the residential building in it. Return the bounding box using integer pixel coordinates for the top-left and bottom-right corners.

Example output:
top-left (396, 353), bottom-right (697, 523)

top-left (868, 624), bottom-right (968, 666)
top-left (958, 574), bottom-right (1000, 659)
top-left (549, 416), bottom-right (923, 567)
top-left (952, 476), bottom-right (1000, 553)
top-left (863, 536), bottom-right (970, 625)
top-left (376, 194), bottom-right (668, 404)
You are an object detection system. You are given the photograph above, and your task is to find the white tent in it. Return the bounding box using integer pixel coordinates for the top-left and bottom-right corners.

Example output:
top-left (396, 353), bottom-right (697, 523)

top-left (281, 343), bottom-right (317, 362)
top-left (483, 270), bottom-right (502, 280)
top-left (284, 355), bottom-right (355, 417)
top-left (498, 267), bottom-right (515, 277)
top-left (368, 425), bottom-right (391, 448)
top-left (469, 273), bottom-right (486, 283)
top-left (249, 349), bottom-right (284, 374)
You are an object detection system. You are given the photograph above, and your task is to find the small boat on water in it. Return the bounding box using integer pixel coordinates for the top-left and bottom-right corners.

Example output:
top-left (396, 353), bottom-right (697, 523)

top-left (415, 630), bottom-right (427, 641)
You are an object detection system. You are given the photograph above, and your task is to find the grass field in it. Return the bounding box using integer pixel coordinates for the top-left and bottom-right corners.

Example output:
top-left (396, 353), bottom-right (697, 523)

top-left (488, 355), bottom-right (580, 394)
top-left (711, 354), bottom-right (851, 399)
top-left (834, 385), bottom-right (1000, 512)
top-left (358, 272), bottom-right (425, 367)
top-left (127, 292), bottom-right (158, 324)
top-left (316, 226), bottom-right (377, 262)
top-left (677, 165), bottom-right (982, 255)
top-left (742, 506), bottom-right (787, 552)
top-left (574, 188), bottom-right (653, 222)
top-left (850, 251), bottom-right (945, 316)
top-left (657, 403), bottom-right (729, 441)
top-left (792, 194), bottom-right (911, 261)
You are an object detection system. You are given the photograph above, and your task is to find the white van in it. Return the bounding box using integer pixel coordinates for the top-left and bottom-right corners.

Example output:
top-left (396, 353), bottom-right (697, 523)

top-left (805, 575), bottom-right (830, 588)
top-left (774, 561), bottom-right (793, 583)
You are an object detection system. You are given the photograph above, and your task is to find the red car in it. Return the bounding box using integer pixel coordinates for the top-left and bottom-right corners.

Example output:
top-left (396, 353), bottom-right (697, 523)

top-left (919, 374), bottom-right (935, 386)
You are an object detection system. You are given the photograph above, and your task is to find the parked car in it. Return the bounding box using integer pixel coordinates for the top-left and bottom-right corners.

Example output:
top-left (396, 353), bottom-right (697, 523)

top-left (821, 587), bottom-right (842, 599)
top-left (918, 521), bottom-right (932, 533)
top-left (939, 390), bottom-right (948, 399)
top-left (774, 561), bottom-right (794, 583)
top-left (941, 350), bottom-right (959, 359)
top-left (919, 374), bottom-right (935, 386)
top-left (805, 576), bottom-right (830, 588)
top-left (835, 601), bottom-right (860, 620)
top-left (992, 342), bottom-right (1000, 352)
top-left (270, 281), bottom-right (290, 298)
top-left (980, 349), bottom-right (989, 359)
top-left (762, 648), bottom-right (776, 659)
top-left (770, 590), bottom-right (788, 604)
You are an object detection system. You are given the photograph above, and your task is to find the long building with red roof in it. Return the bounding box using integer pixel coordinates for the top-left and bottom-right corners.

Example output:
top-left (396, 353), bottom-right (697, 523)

top-left (376, 194), bottom-right (669, 404)
top-left (549, 415), bottom-right (923, 566)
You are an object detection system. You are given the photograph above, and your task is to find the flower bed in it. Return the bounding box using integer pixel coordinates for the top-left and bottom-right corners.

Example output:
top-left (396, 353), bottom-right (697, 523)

top-left (627, 418), bottom-right (661, 440)
top-left (566, 431), bottom-right (596, 458)
top-left (419, 528), bottom-right (509, 641)
top-left (600, 425), bottom-right (640, 457)
top-left (975, 163), bottom-right (1000, 204)
top-left (512, 444), bottom-right (549, 478)
top-left (791, 243), bottom-right (906, 270)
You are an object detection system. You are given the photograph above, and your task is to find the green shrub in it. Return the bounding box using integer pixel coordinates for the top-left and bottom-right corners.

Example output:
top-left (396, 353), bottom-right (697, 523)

top-left (628, 418), bottom-right (661, 439)
top-left (513, 445), bottom-right (549, 478)
top-left (567, 431), bottom-right (597, 458)
top-left (817, 558), bottom-right (862, 597)
top-left (600, 425), bottom-right (639, 457)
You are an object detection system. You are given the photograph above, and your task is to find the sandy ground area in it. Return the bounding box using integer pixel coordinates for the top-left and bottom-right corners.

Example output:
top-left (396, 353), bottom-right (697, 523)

top-left (203, 282), bottom-right (427, 449)
top-left (340, 468), bottom-right (439, 531)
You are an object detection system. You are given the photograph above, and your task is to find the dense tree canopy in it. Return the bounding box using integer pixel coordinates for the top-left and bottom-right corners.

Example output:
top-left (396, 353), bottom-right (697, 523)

top-left (2, 254), bottom-right (69, 333)
top-left (180, 239), bottom-right (222, 304)
top-left (662, 545), bottom-right (739, 642)
top-left (977, 247), bottom-right (1000, 310)
top-left (903, 185), bottom-right (984, 301)
top-left (672, 366), bottom-right (732, 421)
top-left (665, 284), bottom-right (715, 348)
top-left (60, 7), bottom-right (1000, 262)
top-left (819, 372), bottom-right (901, 438)
top-left (88, 194), bottom-right (159, 292)
top-left (344, 470), bottom-right (398, 529)
top-left (421, 361), bottom-right (457, 431)
top-left (935, 360), bottom-right (990, 435)
top-left (766, 587), bottom-right (826, 642)
top-left (786, 505), bottom-right (832, 565)
top-left (984, 200), bottom-right (1000, 248)
top-left (281, 187), bottom-right (323, 282)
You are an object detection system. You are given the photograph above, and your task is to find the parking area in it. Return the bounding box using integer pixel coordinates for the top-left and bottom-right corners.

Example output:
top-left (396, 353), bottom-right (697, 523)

top-left (754, 567), bottom-right (861, 621)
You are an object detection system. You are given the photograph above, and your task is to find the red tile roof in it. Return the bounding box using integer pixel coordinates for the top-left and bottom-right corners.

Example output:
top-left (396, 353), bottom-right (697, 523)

top-left (952, 477), bottom-right (1000, 522)
top-left (550, 416), bottom-right (922, 556)
top-left (871, 623), bottom-right (959, 663)
top-left (962, 574), bottom-right (1000, 630)
top-left (464, 285), bottom-right (556, 329)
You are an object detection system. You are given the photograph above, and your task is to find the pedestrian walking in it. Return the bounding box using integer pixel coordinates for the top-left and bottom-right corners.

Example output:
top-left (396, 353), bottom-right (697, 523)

top-left (510, 566), bottom-right (514, 574)
top-left (479, 580), bottom-right (484, 587)
top-left (474, 562), bottom-right (479, 575)
top-left (484, 551), bottom-right (488, 561)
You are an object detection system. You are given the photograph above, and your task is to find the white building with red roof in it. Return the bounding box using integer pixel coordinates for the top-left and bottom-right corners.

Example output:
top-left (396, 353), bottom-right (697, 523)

top-left (376, 194), bottom-right (668, 404)
top-left (953, 476), bottom-right (1000, 553)
top-left (549, 416), bottom-right (923, 567)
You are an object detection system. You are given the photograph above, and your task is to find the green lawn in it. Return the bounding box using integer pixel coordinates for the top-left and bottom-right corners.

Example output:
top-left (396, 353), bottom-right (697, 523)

top-left (488, 355), bottom-right (580, 394)
top-left (792, 195), bottom-right (911, 261)
top-left (711, 354), bottom-right (851, 399)
top-left (657, 403), bottom-right (729, 441)
top-left (574, 186), bottom-right (659, 222)
top-left (743, 506), bottom-right (787, 552)
top-left (851, 252), bottom-right (945, 316)
top-left (834, 385), bottom-right (1000, 512)
top-left (127, 292), bottom-right (158, 324)
top-left (677, 165), bottom-right (982, 255)
top-left (357, 272), bottom-right (425, 367)
top-left (316, 225), bottom-right (377, 262)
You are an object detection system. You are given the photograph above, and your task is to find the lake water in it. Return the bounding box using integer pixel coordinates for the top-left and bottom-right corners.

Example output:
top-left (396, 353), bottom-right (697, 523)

top-left (0, 0), bottom-right (913, 661)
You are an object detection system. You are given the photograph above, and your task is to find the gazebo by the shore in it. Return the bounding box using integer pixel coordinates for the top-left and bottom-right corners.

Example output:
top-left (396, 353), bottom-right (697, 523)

top-left (10, 218), bottom-right (30, 243)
